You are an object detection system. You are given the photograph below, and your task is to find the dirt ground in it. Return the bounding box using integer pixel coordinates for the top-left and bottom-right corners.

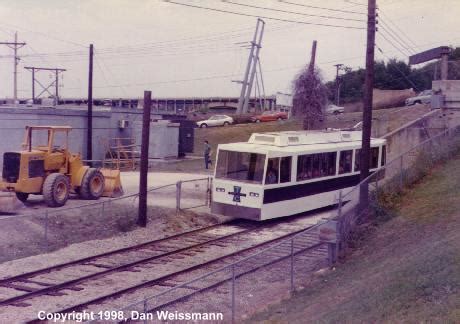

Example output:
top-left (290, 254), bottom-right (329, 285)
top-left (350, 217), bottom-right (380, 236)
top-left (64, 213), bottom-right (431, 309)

top-left (0, 172), bottom-right (226, 264)
top-left (247, 150), bottom-right (460, 323)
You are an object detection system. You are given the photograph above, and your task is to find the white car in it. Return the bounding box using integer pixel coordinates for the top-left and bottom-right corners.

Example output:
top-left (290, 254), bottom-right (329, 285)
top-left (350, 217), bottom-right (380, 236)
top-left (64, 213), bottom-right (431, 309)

top-left (326, 104), bottom-right (345, 115)
top-left (196, 115), bottom-right (234, 128)
top-left (405, 90), bottom-right (432, 106)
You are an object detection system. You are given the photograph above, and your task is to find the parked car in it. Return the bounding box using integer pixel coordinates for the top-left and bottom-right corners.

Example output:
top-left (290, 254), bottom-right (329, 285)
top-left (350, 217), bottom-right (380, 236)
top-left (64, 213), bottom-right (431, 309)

top-left (250, 111), bottom-right (288, 123)
top-left (196, 115), bottom-right (234, 128)
top-left (326, 104), bottom-right (345, 115)
top-left (405, 90), bottom-right (432, 106)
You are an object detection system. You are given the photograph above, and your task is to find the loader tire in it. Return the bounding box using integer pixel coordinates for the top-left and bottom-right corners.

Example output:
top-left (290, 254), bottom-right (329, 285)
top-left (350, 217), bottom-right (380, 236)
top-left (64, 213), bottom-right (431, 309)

top-left (80, 168), bottom-right (105, 200)
top-left (43, 173), bottom-right (70, 207)
top-left (16, 192), bottom-right (29, 202)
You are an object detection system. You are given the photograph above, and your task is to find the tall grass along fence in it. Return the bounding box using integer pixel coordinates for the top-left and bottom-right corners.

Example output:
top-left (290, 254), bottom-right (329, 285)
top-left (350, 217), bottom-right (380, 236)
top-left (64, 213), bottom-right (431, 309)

top-left (88, 126), bottom-right (460, 324)
top-left (333, 126), bottom-right (460, 259)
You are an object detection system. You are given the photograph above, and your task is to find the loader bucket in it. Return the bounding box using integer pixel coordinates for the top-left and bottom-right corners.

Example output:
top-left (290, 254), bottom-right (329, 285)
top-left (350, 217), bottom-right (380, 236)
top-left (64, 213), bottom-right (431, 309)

top-left (0, 192), bottom-right (25, 215)
top-left (101, 168), bottom-right (124, 198)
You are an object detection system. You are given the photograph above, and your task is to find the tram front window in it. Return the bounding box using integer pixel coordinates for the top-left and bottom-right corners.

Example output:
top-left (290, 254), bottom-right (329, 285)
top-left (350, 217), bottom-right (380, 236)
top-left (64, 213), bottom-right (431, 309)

top-left (216, 150), bottom-right (265, 183)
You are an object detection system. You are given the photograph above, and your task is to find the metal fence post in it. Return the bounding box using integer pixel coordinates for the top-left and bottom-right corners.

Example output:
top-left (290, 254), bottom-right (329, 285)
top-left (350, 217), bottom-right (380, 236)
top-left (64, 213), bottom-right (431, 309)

top-left (101, 201), bottom-right (105, 218)
top-left (44, 210), bottom-right (49, 251)
top-left (208, 177), bottom-right (213, 207)
top-left (143, 299), bottom-right (148, 324)
top-left (206, 177), bottom-right (210, 206)
top-left (399, 155), bottom-right (404, 190)
top-left (176, 181), bottom-right (182, 214)
top-left (290, 238), bottom-right (294, 294)
top-left (231, 264), bottom-right (236, 324)
top-left (375, 175), bottom-right (379, 199)
top-left (337, 190), bottom-right (343, 218)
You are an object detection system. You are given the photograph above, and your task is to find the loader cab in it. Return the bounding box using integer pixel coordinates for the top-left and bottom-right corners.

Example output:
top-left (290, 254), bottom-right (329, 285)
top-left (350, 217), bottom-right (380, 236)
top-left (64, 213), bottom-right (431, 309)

top-left (22, 126), bottom-right (72, 173)
top-left (23, 126), bottom-right (71, 153)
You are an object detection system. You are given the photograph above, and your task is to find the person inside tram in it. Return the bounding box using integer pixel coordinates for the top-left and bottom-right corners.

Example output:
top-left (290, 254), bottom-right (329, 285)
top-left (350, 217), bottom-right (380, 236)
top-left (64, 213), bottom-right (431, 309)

top-left (265, 161), bottom-right (278, 184)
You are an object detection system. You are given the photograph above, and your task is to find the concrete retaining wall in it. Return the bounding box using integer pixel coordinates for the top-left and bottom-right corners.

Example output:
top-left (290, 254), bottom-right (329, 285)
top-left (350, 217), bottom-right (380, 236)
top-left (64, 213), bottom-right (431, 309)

top-left (0, 106), bottom-right (175, 169)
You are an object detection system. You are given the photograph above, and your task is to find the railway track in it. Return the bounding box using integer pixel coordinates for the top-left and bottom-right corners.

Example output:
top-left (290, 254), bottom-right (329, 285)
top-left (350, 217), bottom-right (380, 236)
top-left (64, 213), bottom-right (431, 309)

top-left (0, 214), bottom-right (325, 322)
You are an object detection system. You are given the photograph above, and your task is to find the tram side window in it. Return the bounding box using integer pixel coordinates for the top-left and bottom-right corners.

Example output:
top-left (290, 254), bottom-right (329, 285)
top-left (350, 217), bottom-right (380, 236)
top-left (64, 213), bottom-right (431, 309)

top-left (370, 147), bottom-right (379, 169)
top-left (339, 150), bottom-right (353, 174)
top-left (265, 158), bottom-right (280, 184)
top-left (324, 152), bottom-right (337, 176)
top-left (381, 145), bottom-right (386, 166)
top-left (354, 149), bottom-right (361, 172)
top-left (280, 156), bottom-right (292, 183)
top-left (354, 147), bottom-right (380, 172)
top-left (297, 155), bottom-right (313, 181)
top-left (297, 152), bottom-right (336, 181)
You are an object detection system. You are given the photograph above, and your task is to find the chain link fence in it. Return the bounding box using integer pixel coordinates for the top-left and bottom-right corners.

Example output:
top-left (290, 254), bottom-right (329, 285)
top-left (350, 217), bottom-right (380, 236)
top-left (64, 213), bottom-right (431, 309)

top-left (87, 126), bottom-right (460, 323)
top-left (334, 126), bottom-right (460, 255)
top-left (175, 177), bottom-right (212, 213)
top-left (0, 176), bottom-right (212, 263)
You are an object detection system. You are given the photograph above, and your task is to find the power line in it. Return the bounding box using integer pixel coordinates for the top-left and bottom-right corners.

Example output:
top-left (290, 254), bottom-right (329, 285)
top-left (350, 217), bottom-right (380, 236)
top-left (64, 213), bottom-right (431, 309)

top-left (379, 19), bottom-right (415, 54)
top-left (279, 0), bottom-right (366, 15)
top-left (222, 1), bottom-right (366, 22)
top-left (0, 22), bottom-right (87, 48)
top-left (65, 73), bottom-right (242, 90)
top-left (94, 51), bottom-right (129, 97)
top-left (378, 9), bottom-right (419, 50)
top-left (379, 26), bottom-right (412, 57)
top-left (376, 45), bottom-right (419, 91)
top-left (164, 1), bottom-right (365, 30)
top-left (378, 29), bottom-right (411, 58)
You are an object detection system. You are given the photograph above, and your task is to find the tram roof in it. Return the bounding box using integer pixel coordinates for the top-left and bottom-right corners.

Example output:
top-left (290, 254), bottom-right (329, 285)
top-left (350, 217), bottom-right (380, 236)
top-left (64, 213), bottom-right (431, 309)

top-left (218, 130), bottom-right (386, 154)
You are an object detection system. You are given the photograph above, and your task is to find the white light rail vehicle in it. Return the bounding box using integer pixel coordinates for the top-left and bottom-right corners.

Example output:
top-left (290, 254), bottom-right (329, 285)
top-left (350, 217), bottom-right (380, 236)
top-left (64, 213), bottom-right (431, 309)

top-left (211, 130), bottom-right (386, 221)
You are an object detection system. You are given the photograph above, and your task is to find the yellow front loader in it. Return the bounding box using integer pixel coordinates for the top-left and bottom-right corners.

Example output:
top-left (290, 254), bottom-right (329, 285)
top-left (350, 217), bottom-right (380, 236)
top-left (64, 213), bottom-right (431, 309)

top-left (0, 126), bottom-right (123, 209)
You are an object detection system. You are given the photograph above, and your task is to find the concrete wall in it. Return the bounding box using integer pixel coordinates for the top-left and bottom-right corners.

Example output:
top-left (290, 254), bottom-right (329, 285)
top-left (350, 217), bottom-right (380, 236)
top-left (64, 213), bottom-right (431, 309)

top-left (132, 120), bottom-right (179, 159)
top-left (0, 107), bottom-right (111, 168)
top-left (383, 109), bottom-right (448, 162)
top-left (0, 106), bottom-right (173, 169)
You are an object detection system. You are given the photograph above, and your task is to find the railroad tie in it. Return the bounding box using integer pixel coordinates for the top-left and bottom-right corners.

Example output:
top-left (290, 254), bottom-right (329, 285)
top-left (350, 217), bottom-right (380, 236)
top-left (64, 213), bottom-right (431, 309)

top-left (9, 302), bottom-right (31, 307)
top-left (83, 262), bottom-right (113, 269)
top-left (1, 283), bottom-right (37, 292)
top-left (20, 279), bottom-right (54, 287)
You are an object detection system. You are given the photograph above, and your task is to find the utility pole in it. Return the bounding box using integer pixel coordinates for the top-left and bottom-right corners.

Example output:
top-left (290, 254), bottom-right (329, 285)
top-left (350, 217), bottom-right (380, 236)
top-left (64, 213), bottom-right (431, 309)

top-left (0, 32), bottom-right (26, 104)
top-left (308, 40), bottom-right (317, 73)
top-left (440, 53), bottom-right (449, 80)
top-left (334, 64), bottom-right (343, 105)
top-left (359, 0), bottom-right (377, 214)
top-left (87, 44), bottom-right (94, 163)
top-left (138, 91), bottom-right (152, 228)
top-left (24, 67), bottom-right (66, 103)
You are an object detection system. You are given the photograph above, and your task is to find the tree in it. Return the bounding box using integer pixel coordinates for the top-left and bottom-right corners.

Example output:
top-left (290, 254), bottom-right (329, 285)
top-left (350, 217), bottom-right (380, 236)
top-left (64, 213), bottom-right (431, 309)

top-left (292, 67), bottom-right (329, 130)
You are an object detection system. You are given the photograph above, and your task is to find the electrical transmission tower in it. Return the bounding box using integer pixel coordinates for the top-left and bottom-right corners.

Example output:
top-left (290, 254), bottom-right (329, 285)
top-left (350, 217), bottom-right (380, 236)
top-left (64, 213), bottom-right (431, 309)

top-left (236, 18), bottom-right (265, 114)
top-left (0, 32), bottom-right (26, 104)
top-left (24, 67), bottom-right (66, 104)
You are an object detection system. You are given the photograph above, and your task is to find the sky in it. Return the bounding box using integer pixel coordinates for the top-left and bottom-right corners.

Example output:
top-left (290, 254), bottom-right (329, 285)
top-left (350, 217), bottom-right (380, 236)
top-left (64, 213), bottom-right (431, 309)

top-left (0, 0), bottom-right (459, 99)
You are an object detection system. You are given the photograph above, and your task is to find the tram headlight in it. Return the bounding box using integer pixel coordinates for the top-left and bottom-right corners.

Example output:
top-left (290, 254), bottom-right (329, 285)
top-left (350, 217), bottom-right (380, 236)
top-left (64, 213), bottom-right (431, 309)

top-left (249, 192), bottom-right (259, 197)
top-left (216, 187), bottom-right (226, 192)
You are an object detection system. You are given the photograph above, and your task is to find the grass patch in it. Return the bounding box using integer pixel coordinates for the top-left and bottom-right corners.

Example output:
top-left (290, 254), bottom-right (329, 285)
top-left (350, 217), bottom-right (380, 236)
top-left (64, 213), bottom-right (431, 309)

top-left (247, 150), bottom-right (460, 324)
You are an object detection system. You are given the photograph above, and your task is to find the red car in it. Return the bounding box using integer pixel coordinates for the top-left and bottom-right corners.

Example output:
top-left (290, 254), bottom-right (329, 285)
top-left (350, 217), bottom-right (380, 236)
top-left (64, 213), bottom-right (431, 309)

top-left (251, 111), bottom-right (288, 123)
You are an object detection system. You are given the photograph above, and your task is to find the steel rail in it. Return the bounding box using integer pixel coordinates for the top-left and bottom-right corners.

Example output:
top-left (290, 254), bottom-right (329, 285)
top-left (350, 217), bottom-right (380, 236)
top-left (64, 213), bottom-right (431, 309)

top-left (129, 242), bottom-right (326, 323)
top-left (0, 221), bottom-right (260, 306)
top-left (0, 220), bottom-right (244, 285)
top-left (40, 224), bottom-right (313, 319)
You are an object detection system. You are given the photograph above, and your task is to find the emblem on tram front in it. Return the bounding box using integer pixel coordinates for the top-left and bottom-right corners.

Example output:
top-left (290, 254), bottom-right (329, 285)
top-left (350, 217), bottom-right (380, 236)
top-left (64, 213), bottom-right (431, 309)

top-left (228, 186), bottom-right (246, 203)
